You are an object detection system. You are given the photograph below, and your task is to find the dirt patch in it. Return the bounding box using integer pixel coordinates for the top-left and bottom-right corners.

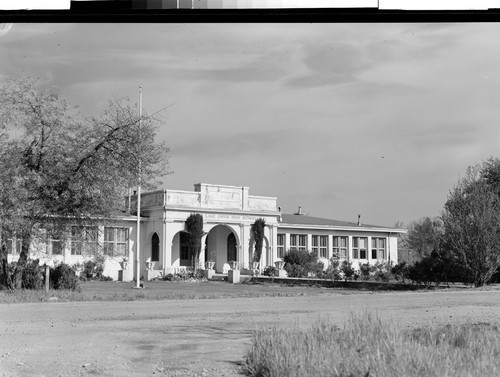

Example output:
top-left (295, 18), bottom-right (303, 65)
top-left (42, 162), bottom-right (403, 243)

top-left (1, 288), bottom-right (500, 376)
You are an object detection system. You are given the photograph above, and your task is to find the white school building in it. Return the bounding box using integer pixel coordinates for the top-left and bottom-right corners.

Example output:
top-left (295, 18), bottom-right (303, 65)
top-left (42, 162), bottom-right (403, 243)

top-left (7, 183), bottom-right (406, 281)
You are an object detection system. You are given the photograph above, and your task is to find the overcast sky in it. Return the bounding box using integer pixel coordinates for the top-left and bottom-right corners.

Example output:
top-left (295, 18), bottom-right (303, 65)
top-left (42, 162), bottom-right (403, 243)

top-left (1, 23), bottom-right (499, 227)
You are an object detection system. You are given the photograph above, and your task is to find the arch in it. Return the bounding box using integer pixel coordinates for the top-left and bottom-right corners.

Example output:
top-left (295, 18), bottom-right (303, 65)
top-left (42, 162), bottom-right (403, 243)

top-left (227, 233), bottom-right (237, 261)
top-left (151, 233), bottom-right (160, 262)
top-left (171, 231), bottom-right (191, 267)
top-left (205, 224), bottom-right (240, 273)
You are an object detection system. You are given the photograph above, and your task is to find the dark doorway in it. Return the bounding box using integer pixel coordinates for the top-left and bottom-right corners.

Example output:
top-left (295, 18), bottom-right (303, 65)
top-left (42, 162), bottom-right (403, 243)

top-left (227, 233), bottom-right (237, 261)
top-left (151, 233), bottom-right (159, 262)
top-left (180, 231), bottom-right (190, 266)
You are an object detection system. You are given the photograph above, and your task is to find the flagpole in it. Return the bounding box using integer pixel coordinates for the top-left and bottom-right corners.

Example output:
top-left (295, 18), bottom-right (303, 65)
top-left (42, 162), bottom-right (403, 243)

top-left (135, 86), bottom-right (142, 289)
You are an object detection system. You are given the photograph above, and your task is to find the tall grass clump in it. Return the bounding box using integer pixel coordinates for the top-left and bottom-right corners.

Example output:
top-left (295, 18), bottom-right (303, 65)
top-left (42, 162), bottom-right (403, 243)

top-left (243, 312), bottom-right (500, 377)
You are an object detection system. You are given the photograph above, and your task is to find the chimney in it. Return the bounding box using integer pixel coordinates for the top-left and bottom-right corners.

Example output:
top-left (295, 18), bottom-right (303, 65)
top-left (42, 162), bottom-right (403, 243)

top-left (357, 214), bottom-right (361, 226)
top-left (295, 206), bottom-right (304, 215)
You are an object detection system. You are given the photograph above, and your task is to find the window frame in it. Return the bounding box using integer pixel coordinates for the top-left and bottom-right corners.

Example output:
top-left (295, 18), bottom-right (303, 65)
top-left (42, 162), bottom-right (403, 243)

top-left (371, 237), bottom-right (387, 260)
top-left (71, 226), bottom-right (99, 256)
top-left (352, 237), bottom-right (368, 259)
top-left (290, 234), bottom-right (307, 251)
top-left (103, 227), bottom-right (129, 258)
top-left (277, 234), bottom-right (285, 258)
top-left (332, 236), bottom-right (348, 259)
top-left (312, 235), bottom-right (328, 259)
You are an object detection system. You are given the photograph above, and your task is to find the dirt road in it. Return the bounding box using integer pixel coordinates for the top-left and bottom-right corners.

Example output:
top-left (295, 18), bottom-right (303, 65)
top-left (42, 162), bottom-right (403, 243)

top-left (2, 289), bottom-right (500, 376)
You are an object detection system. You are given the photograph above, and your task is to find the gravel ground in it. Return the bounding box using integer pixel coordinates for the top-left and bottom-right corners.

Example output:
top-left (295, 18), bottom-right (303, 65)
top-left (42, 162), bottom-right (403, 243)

top-left (1, 287), bottom-right (500, 376)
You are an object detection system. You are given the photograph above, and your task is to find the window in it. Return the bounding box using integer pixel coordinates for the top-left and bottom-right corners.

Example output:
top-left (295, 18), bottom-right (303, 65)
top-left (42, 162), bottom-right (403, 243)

top-left (71, 227), bottom-right (98, 256)
top-left (5, 238), bottom-right (20, 254)
top-left (290, 234), bottom-right (307, 251)
top-left (104, 227), bottom-right (129, 257)
top-left (332, 236), bottom-right (348, 259)
top-left (312, 235), bottom-right (328, 258)
top-left (6, 239), bottom-right (13, 254)
top-left (371, 238), bottom-right (386, 260)
top-left (352, 237), bottom-right (367, 259)
top-left (47, 232), bottom-right (63, 255)
top-left (277, 234), bottom-right (285, 258)
top-left (151, 233), bottom-right (160, 262)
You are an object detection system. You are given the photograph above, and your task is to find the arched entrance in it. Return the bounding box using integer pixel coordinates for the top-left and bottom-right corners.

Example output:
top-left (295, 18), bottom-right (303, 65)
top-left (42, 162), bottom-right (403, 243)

top-left (227, 233), bottom-right (237, 261)
top-left (205, 225), bottom-right (239, 273)
top-left (172, 231), bottom-right (191, 267)
top-left (151, 233), bottom-right (159, 262)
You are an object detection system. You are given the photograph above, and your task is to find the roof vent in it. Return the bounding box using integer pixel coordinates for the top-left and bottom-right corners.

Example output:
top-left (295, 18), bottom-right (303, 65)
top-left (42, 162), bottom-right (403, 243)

top-left (357, 214), bottom-right (361, 226)
top-left (295, 206), bottom-right (305, 215)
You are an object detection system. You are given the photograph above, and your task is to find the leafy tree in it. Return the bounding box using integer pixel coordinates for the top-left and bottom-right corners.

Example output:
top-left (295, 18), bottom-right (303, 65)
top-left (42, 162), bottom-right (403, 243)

top-left (185, 214), bottom-right (204, 271)
top-left (442, 165), bottom-right (500, 287)
top-left (251, 218), bottom-right (266, 263)
top-left (0, 76), bottom-right (170, 288)
top-left (406, 217), bottom-right (444, 260)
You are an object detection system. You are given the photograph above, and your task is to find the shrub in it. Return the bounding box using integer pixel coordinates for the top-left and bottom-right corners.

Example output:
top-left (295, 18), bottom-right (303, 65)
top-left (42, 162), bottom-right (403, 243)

top-left (339, 260), bottom-right (355, 281)
top-left (22, 259), bottom-right (45, 290)
top-left (359, 263), bottom-right (373, 281)
top-left (391, 262), bottom-right (410, 284)
top-left (322, 259), bottom-right (342, 281)
top-left (50, 263), bottom-right (80, 291)
top-left (81, 256), bottom-right (106, 281)
top-left (283, 249), bottom-right (324, 278)
top-left (155, 269), bottom-right (205, 281)
top-left (263, 266), bottom-right (278, 277)
top-left (373, 261), bottom-right (392, 282)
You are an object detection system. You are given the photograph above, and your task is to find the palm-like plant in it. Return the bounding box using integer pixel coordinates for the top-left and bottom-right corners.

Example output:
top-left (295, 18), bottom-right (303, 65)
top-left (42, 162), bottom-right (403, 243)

top-left (251, 218), bottom-right (266, 263)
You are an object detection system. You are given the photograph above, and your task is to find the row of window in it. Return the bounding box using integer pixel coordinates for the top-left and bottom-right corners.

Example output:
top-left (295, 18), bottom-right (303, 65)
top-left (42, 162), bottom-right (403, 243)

top-left (7, 227), bottom-right (129, 258)
top-left (277, 234), bottom-right (386, 260)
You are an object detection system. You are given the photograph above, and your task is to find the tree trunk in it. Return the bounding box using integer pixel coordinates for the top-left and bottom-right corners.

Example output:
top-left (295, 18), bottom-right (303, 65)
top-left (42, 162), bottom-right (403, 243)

top-left (12, 232), bottom-right (32, 289)
top-left (0, 240), bottom-right (12, 289)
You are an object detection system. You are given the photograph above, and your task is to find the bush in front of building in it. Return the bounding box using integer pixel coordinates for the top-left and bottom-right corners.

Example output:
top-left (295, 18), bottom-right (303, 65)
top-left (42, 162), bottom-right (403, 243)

top-left (283, 249), bottom-right (324, 278)
top-left (80, 255), bottom-right (111, 281)
top-left (21, 259), bottom-right (45, 290)
top-left (359, 263), bottom-right (374, 281)
top-left (50, 263), bottom-right (80, 291)
top-left (372, 261), bottom-right (393, 282)
top-left (339, 260), bottom-right (355, 281)
top-left (321, 259), bottom-right (342, 281)
top-left (262, 266), bottom-right (278, 277)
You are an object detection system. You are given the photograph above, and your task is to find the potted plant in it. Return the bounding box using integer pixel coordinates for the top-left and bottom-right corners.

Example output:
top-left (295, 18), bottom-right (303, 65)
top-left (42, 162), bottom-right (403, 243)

top-left (229, 260), bottom-right (239, 270)
top-left (274, 260), bottom-right (285, 270)
top-left (120, 257), bottom-right (129, 270)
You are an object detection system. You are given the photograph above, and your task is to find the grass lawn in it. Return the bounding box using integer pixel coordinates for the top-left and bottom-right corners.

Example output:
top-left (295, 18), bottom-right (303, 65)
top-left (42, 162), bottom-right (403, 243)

top-left (0, 279), bottom-right (333, 303)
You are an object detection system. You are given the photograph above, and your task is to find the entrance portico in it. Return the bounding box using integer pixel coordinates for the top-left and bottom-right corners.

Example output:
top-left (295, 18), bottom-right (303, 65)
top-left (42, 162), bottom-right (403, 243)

top-left (132, 183), bottom-right (280, 276)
